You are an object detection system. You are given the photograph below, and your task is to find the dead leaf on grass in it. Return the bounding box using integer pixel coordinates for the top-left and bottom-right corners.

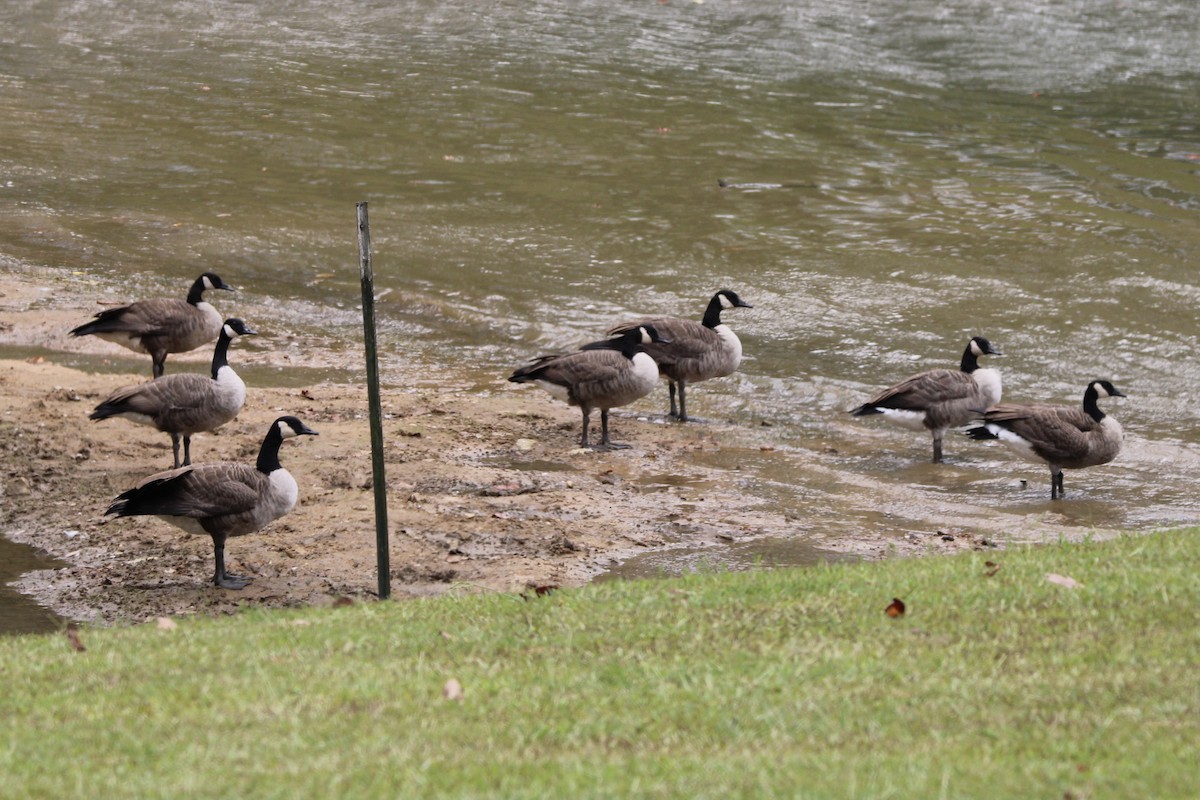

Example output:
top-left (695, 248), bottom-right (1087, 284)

top-left (156, 616), bottom-right (178, 630)
top-left (885, 597), bottom-right (906, 618)
top-left (443, 678), bottom-right (464, 702)
top-left (521, 583), bottom-right (560, 600)
top-left (65, 622), bottom-right (86, 652)
top-left (984, 561), bottom-right (1001, 577)
top-left (1046, 573), bottom-right (1082, 590)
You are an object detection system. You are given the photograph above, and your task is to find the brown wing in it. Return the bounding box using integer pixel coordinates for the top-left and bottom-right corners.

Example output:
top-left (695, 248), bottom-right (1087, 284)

top-left (92, 374), bottom-right (226, 434)
top-left (865, 369), bottom-right (979, 411)
top-left (983, 404), bottom-right (1101, 464)
top-left (607, 317), bottom-right (724, 379)
top-left (112, 463), bottom-right (263, 518)
top-left (80, 299), bottom-right (195, 337)
top-left (528, 350), bottom-right (635, 405)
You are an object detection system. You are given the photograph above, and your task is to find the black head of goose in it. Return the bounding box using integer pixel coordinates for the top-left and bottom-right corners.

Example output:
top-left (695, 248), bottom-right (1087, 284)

top-left (508, 324), bottom-right (670, 450)
top-left (606, 289), bottom-right (753, 421)
top-left (89, 318), bottom-right (258, 468)
top-left (105, 415), bottom-right (318, 589)
top-left (70, 271), bottom-right (235, 378)
top-left (850, 335), bottom-right (1003, 463)
top-left (966, 380), bottom-right (1126, 500)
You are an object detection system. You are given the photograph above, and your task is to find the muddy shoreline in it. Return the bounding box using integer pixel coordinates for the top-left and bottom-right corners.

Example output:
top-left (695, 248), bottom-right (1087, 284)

top-left (1, 269), bottom-right (983, 626)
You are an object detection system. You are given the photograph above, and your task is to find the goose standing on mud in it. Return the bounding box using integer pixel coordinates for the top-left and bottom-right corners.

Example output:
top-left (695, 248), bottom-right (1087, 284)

top-left (966, 380), bottom-right (1126, 500)
top-left (70, 271), bottom-right (235, 378)
top-left (508, 325), bottom-right (669, 450)
top-left (105, 415), bottom-right (318, 589)
top-left (89, 318), bottom-right (257, 468)
top-left (607, 289), bottom-right (753, 421)
top-left (851, 336), bottom-right (1003, 463)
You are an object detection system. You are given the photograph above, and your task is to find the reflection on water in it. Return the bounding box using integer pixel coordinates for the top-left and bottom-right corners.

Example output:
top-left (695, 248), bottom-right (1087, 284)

top-left (598, 537), bottom-right (857, 582)
top-left (1, 1), bottom-right (1199, 605)
top-left (0, 535), bottom-right (64, 636)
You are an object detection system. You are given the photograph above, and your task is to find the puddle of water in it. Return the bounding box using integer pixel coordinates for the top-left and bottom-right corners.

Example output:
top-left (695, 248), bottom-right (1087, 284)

top-left (502, 459), bottom-right (577, 473)
top-left (634, 472), bottom-right (718, 493)
top-left (597, 536), bottom-right (858, 582)
top-left (0, 535), bottom-right (66, 636)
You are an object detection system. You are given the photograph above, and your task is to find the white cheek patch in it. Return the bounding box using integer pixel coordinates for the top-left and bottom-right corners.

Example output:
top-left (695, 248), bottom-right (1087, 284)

top-left (278, 420), bottom-right (297, 439)
top-left (203, 276), bottom-right (215, 290)
top-left (719, 294), bottom-right (734, 309)
top-left (640, 328), bottom-right (653, 345)
top-left (223, 323), bottom-right (235, 338)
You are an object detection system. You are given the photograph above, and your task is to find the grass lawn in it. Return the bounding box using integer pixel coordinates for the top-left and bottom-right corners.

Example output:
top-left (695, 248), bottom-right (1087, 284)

top-left (2, 530), bottom-right (1197, 799)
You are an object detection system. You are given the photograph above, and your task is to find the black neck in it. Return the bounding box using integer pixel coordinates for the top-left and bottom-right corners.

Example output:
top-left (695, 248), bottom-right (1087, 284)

top-left (186, 276), bottom-right (207, 306)
top-left (1082, 386), bottom-right (1105, 422)
top-left (209, 329), bottom-right (232, 380)
top-left (701, 294), bottom-right (725, 329)
top-left (959, 344), bottom-right (980, 374)
top-left (256, 424), bottom-right (285, 474)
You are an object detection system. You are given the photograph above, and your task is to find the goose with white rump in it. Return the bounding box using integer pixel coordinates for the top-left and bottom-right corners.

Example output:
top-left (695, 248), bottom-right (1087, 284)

top-left (105, 415), bottom-right (318, 589)
top-left (607, 289), bottom-right (752, 422)
top-left (850, 336), bottom-right (1004, 463)
top-left (965, 380), bottom-right (1125, 500)
top-left (70, 271), bottom-right (235, 378)
top-left (508, 324), bottom-right (669, 450)
top-left (89, 318), bottom-right (257, 469)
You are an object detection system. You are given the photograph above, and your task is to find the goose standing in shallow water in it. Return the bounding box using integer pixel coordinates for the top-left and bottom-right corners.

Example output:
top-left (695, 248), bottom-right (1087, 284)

top-left (607, 289), bottom-right (752, 421)
top-left (70, 271), bottom-right (235, 378)
top-left (89, 318), bottom-right (257, 468)
top-left (508, 325), bottom-right (668, 450)
top-left (851, 336), bottom-right (1004, 463)
top-left (966, 380), bottom-right (1126, 500)
top-left (106, 416), bottom-right (318, 589)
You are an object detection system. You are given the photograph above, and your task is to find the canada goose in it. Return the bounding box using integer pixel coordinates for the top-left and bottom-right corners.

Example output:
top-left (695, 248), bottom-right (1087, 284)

top-left (965, 380), bottom-right (1126, 500)
top-left (105, 415), bottom-right (318, 589)
top-left (89, 318), bottom-right (257, 468)
top-left (607, 289), bottom-right (753, 421)
top-left (508, 325), bottom-right (669, 450)
top-left (70, 271), bottom-right (235, 378)
top-left (851, 336), bottom-right (1003, 463)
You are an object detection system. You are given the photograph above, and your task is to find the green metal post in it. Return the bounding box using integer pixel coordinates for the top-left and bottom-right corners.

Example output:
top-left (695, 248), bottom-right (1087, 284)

top-left (357, 201), bottom-right (391, 599)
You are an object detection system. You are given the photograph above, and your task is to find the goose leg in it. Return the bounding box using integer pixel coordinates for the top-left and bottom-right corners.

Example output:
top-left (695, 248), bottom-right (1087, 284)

top-left (579, 409), bottom-right (591, 448)
top-left (171, 433), bottom-right (183, 469)
top-left (211, 533), bottom-right (251, 589)
top-left (931, 433), bottom-right (944, 464)
top-left (676, 382), bottom-right (689, 423)
top-left (668, 382), bottom-right (679, 418)
top-left (593, 409), bottom-right (631, 450)
top-left (182, 434), bottom-right (192, 467)
top-left (1051, 468), bottom-right (1064, 500)
top-left (152, 354), bottom-right (166, 379)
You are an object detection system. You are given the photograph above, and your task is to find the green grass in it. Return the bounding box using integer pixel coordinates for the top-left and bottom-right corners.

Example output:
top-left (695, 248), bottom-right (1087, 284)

top-left (3, 531), bottom-right (1198, 799)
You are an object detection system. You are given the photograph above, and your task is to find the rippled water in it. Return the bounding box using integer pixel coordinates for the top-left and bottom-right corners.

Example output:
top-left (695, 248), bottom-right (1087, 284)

top-left (3, 1), bottom-right (1200, 630)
